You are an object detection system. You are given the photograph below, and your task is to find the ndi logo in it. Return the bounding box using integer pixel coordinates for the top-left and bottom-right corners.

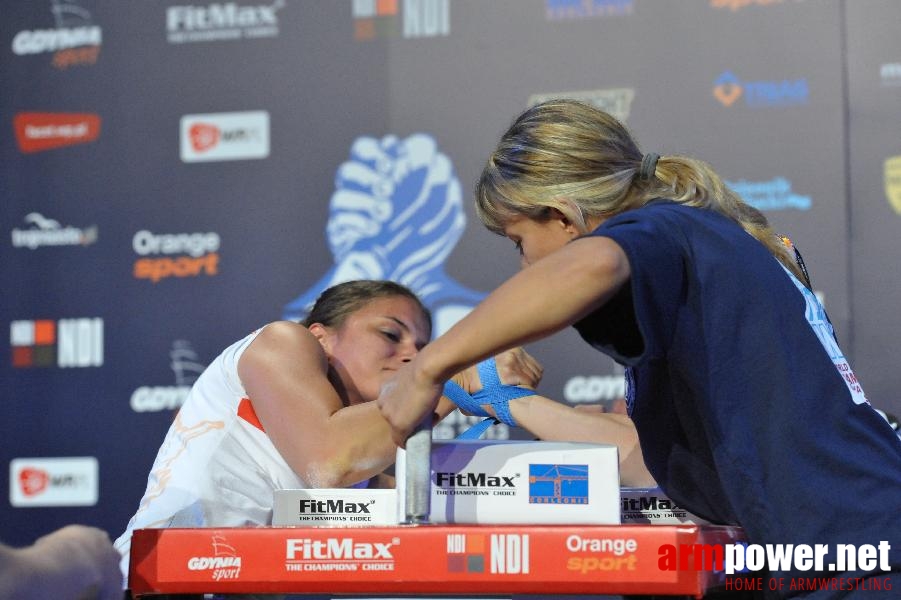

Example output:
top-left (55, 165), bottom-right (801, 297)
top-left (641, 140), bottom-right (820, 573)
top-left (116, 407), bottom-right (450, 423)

top-left (528, 464), bottom-right (589, 504)
top-left (726, 177), bottom-right (811, 211)
top-left (352, 0), bottom-right (449, 40)
top-left (714, 71), bottom-right (808, 108)
top-left (10, 318), bottom-right (103, 368)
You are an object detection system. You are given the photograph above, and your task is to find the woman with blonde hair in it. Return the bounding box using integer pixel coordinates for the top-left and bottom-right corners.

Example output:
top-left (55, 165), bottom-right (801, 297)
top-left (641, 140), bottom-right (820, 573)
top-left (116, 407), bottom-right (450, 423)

top-left (379, 99), bottom-right (901, 596)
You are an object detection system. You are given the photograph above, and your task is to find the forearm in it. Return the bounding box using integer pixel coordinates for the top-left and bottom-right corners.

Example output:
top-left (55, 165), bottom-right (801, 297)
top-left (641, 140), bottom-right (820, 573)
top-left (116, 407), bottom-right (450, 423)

top-left (297, 401), bottom-right (404, 487)
top-left (509, 395), bottom-right (655, 487)
top-left (415, 237), bottom-right (628, 384)
top-left (299, 394), bottom-right (458, 488)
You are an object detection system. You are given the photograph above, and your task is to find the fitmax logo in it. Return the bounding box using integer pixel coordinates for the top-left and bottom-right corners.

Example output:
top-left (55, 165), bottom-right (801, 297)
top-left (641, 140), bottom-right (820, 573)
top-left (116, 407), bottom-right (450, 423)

top-left (286, 538), bottom-right (396, 560)
top-left (435, 472), bottom-right (516, 488)
top-left (299, 499), bottom-right (373, 514)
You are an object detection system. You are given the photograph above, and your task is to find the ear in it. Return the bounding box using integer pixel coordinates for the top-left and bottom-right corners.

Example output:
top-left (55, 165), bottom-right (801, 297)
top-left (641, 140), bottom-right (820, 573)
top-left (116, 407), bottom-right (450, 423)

top-left (307, 322), bottom-right (333, 353)
top-left (548, 206), bottom-right (581, 237)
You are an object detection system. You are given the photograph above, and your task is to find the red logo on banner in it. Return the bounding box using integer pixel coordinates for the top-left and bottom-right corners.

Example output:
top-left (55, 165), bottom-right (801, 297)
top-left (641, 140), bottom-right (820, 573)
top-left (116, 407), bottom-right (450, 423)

top-left (19, 467), bottom-right (50, 496)
top-left (189, 123), bottom-right (220, 153)
top-left (13, 112), bottom-right (101, 153)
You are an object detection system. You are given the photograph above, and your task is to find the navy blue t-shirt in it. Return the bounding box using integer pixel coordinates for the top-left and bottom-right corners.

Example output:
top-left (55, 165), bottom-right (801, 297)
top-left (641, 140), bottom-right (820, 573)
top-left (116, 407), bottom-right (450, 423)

top-left (574, 201), bottom-right (901, 579)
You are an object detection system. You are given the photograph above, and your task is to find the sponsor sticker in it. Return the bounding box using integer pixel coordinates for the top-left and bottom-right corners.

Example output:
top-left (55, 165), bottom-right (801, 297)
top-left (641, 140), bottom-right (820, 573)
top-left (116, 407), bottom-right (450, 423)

top-left (352, 0), bottom-right (448, 40)
top-left (13, 112), bottom-right (101, 153)
top-left (10, 318), bottom-right (104, 368)
top-left (10, 457), bottom-right (99, 507)
top-left (180, 111), bottom-right (269, 162)
top-left (528, 464), bottom-right (589, 504)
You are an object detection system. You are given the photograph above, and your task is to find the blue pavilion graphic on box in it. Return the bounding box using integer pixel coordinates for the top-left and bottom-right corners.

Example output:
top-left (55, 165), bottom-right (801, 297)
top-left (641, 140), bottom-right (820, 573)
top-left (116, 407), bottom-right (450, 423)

top-left (528, 464), bottom-right (589, 504)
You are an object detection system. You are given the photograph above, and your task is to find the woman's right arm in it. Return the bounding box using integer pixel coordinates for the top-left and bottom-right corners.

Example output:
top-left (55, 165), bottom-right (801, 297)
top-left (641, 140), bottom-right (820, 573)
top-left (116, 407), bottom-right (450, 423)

top-left (238, 321), bottom-right (404, 489)
top-left (504, 395), bottom-right (655, 487)
top-left (378, 235), bottom-right (632, 446)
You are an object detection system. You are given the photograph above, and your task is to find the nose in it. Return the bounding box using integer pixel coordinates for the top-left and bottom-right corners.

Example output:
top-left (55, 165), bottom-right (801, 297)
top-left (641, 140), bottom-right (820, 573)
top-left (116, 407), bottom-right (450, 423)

top-left (399, 339), bottom-right (419, 363)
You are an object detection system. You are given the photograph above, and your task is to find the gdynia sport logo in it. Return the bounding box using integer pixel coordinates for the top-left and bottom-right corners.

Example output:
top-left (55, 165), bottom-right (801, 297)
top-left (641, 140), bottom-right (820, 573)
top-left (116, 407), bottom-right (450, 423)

top-left (658, 541), bottom-right (893, 593)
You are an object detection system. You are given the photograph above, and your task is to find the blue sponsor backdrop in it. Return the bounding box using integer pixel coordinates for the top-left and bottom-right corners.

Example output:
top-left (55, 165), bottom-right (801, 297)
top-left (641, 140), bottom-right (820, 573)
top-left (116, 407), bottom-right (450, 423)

top-left (2, 0), bottom-right (900, 556)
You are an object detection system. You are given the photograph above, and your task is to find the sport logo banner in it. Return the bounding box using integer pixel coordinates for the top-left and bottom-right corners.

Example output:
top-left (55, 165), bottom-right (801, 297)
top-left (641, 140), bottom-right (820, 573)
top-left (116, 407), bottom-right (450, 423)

top-left (11, 0), bottom-right (103, 69)
top-left (884, 155), bottom-right (901, 215)
top-left (187, 534), bottom-right (242, 581)
top-left (13, 112), bottom-right (101, 153)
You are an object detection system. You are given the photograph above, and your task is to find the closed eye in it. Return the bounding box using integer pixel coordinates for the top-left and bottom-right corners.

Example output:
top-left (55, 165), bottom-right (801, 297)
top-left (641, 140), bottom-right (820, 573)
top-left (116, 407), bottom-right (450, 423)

top-left (513, 240), bottom-right (523, 255)
top-left (382, 330), bottom-right (401, 342)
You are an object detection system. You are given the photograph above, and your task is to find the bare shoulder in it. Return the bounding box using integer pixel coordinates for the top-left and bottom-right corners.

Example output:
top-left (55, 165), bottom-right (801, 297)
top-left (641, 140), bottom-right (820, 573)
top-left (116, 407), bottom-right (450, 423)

top-left (240, 320), bottom-right (327, 374)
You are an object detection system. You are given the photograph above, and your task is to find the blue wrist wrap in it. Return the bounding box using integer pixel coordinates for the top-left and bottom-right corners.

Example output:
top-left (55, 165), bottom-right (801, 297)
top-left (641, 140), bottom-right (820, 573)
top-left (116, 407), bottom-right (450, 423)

top-left (441, 357), bottom-right (535, 439)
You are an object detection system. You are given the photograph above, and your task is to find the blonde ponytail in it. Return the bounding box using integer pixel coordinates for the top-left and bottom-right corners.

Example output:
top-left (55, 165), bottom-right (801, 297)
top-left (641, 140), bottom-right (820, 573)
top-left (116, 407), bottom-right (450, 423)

top-left (477, 99), bottom-right (806, 282)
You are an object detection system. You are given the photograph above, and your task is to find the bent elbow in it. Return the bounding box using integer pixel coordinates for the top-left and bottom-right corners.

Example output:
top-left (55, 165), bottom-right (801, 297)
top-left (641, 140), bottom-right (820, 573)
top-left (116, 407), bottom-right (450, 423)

top-left (299, 459), bottom-right (363, 489)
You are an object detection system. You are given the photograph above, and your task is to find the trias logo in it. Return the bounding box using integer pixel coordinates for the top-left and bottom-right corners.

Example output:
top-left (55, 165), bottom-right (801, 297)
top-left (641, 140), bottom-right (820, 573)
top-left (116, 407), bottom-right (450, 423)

top-left (131, 340), bottom-right (206, 413)
top-left (10, 318), bottom-right (103, 368)
top-left (180, 111), bottom-right (270, 162)
top-left (713, 71), bottom-right (808, 108)
top-left (167, 1), bottom-right (283, 44)
top-left (11, 0), bottom-right (102, 68)
top-left (187, 535), bottom-right (242, 581)
top-left (13, 112), bottom-right (101, 153)
top-left (11, 212), bottom-right (98, 249)
top-left (132, 230), bottom-right (221, 283)
top-left (10, 457), bottom-right (99, 507)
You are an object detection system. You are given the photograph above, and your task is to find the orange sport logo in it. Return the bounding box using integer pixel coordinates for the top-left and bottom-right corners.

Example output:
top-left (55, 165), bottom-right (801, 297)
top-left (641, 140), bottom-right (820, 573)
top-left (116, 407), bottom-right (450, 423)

top-left (132, 229), bottom-right (221, 283)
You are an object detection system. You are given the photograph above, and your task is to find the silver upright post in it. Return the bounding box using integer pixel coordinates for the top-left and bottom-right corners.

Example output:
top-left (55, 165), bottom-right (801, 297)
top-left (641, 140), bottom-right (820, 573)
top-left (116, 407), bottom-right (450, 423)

top-left (403, 416), bottom-right (432, 524)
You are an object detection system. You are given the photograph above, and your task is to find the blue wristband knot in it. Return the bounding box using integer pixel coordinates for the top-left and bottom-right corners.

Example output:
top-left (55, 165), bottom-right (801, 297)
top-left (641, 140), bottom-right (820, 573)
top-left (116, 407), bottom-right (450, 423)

top-left (441, 357), bottom-right (534, 439)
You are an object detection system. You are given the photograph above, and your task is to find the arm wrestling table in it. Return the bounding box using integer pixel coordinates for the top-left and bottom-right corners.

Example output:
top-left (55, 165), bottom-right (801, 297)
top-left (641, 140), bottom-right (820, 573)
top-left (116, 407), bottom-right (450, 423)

top-left (128, 424), bottom-right (746, 597)
top-left (128, 522), bottom-right (745, 597)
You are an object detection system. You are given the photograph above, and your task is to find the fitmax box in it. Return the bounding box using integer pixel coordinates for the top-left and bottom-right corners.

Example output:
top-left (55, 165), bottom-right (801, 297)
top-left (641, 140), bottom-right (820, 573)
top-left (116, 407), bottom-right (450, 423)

top-left (620, 487), bottom-right (709, 525)
top-left (272, 488), bottom-right (398, 527)
top-left (396, 439), bottom-right (620, 524)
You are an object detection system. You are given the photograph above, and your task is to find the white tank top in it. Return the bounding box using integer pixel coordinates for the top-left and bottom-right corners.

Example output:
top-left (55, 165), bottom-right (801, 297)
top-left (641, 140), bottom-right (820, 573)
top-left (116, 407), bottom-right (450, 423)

top-left (114, 327), bottom-right (306, 579)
